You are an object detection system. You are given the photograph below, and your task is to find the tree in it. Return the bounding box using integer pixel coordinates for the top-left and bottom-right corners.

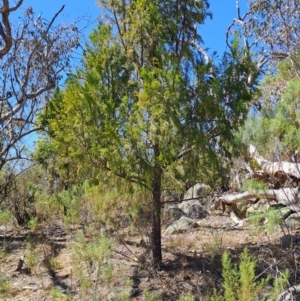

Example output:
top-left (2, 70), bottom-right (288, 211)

top-left (233, 0), bottom-right (300, 159)
top-left (225, 0), bottom-right (300, 179)
top-left (2, 164), bottom-right (48, 225)
top-left (229, 0), bottom-right (300, 78)
top-left (240, 58), bottom-right (300, 161)
top-left (0, 0), bottom-right (23, 58)
top-left (0, 1), bottom-right (80, 201)
top-left (38, 0), bottom-right (259, 266)
top-left (247, 0), bottom-right (300, 67)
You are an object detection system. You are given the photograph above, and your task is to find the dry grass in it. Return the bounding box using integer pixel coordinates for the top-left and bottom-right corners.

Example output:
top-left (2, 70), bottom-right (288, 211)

top-left (0, 214), bottom-right (298, 301)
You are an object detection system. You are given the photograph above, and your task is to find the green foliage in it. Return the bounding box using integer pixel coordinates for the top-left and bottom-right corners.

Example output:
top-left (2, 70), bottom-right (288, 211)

top-left (36, 0), bottom-right (259, 265)
top-left (44, 256), bottom-right (61, 271)
top-left (203, 229), bottom-right (225, 262)
top-left (0, 250), bottom-right (11, 296)
top-left (143, 289), bottom-right (161, 301)
top-left (72, 232), bottom-right (114, 269)
top-left (243, 179), bottom-right (267, 193)
top-left (249, 158), bottom-right (262, 172)
top-left (72, 232), bottom-right (126, 300)
top-left (27, 216), bottom-right (38, 232)
top-left (239, 57), bottom-right (300, 160)
top-left (58, 186), bottom-right (83, 227)
top-left (0, 210), bottom-right (13, 225)
top-left (248, 207), bottom-right (286, 235)
top-left (211, 248), bottom-right (269, 301)
top-left (0, 165), bottom-right (50, 225)
top-left (38, 2), bottom-right (258, 189)
top-left (269, 269), bottom-right (289, 301)
top-left (176, 292), bottom-right (196, 301)
top-left (50, 288), bottom-right (71, 301)
top-left (34, 192), bottom-right (62, 221)
top-left (0, 276), bottom-right (11, 296)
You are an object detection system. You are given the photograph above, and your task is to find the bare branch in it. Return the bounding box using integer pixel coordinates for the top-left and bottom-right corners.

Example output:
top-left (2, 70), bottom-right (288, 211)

top-left (0, 3), bottom-right (79, 173)
top-left (0, 0), bottom-right (13, 58)
top-left (189, 39), bottom-right (210, 65)
top-left (0, 0), bottom-right (23, 13)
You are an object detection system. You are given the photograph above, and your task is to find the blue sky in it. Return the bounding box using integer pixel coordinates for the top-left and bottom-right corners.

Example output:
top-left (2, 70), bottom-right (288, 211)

top-left (23, 0), bottom-right (249, 55)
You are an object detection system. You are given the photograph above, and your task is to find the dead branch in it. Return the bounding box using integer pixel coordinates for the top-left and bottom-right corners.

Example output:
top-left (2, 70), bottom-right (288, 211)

top-left (276, 283), bottom-right (300, 301)
top-left (249, 145), bottom-right (300, 178)
top-left (0, 0), bottom-right (23, 58)
top-left (212, 187), bottom-right (300, 212)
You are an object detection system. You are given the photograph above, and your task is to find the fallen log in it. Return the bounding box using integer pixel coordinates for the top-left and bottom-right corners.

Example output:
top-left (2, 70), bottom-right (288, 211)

top-left (249, 145), bottom-right (300, 178)
top-left (212, 146), bottom-right (300, 220)
top-left (212, 187), bottom-right (300, 212)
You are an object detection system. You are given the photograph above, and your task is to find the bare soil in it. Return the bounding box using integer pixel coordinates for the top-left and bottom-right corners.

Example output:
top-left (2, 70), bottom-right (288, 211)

top-left (0, 213), bottom-right (299, 301)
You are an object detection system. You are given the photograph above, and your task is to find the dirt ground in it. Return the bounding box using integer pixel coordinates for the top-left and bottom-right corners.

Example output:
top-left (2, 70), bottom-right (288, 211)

top-left (0, 213), bottom-right (299, 301)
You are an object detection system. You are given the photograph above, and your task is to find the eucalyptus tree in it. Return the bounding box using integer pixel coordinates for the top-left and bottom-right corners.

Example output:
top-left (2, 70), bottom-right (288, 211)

top-left (0, 0), bottom-right (23, 58)
top-left (230, 0), bottom-right (300, 74)
top-left (39, 0), bottom-right (259, 266)
top-left (235, 0), bottom-right (300, 158)
top-left (0, 1), bottom-right (80, 174)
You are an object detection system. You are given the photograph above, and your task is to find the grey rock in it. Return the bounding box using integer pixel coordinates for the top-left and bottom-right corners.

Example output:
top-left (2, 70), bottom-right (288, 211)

top-left (163, 192), bottom-right (182, 203)
top-left (283, 213), bottom-right (300, 231)
top-left (246, 199), bottom-right (274, 214)
top-left (184, 183), bottom-right (210, 202)
top-left (130, 288), bottom-right (142, 297)
top-left (107, 292), bottom-right (116, 300)
top-left (276, 206), bottom-right (292, 219)
top-left (276, 283), bottom-right (300, 301)
top-left (178, 199), bottom-right (201, 215)
top-left (280, 234), bottom-right (299, 249)
top-left (0, 224), bottom-right (14, 233)
top-left (188, 204), bottom-right (209, 219)
top-left (178, 184), bottom-right (211, 218)
top-left (162, 207), bottom-right (187, 227)
top-left (164, 216), bottom-right (198, 235)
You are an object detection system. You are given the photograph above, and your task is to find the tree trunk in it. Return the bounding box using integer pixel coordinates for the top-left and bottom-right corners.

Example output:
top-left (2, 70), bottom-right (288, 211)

top-left (151, 146), bottom-right (162, 267)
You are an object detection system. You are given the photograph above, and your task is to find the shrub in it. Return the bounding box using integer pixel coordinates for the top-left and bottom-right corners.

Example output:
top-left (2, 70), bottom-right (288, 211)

top-left (211, 248), bottom-right (289, 301)
top-left (211, 248), bottom-right (269, 301)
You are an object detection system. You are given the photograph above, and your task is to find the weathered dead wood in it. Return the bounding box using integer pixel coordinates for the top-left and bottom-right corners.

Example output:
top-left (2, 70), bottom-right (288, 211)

top-left (213, 187), bottom-right (300, 212)
top-left (276, 283), bottom-right (300, 301)
top-left (212, 146), bottom-right (300, 221)
top-left (15, 254), bottom-right (24, 271)
top-left (249, 145), bottom-right (300, 178)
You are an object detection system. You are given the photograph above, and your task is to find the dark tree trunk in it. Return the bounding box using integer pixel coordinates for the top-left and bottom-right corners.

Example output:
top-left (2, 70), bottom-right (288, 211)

top-left (151, 145), bottom-right (162, 267)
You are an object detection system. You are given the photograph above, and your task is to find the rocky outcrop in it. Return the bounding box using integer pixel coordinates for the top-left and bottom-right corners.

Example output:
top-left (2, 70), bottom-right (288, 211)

top-left (283, 213), bottom-right (300, 231)
top-left (177, 183), bottom-right (210, 220)
top-left (164, 216), bottom-right (198, 235)
top-left (162, 207), bottom-right (187, 227)
top-left (188, 203), bottom-right (209, 219)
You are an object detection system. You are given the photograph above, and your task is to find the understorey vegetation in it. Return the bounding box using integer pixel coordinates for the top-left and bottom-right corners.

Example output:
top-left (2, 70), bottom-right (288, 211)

top-left (1, 0), bottom-right (300, 300)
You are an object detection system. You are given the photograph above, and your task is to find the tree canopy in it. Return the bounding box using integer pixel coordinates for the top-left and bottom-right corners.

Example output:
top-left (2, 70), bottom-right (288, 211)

top-left (37, 0), bottom-right (260, 265)
top-left (0, 1), bottom-right (80, 204)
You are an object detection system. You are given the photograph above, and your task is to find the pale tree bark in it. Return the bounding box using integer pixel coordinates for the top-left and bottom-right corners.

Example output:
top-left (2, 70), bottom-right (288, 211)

top-left (212, 145), bottom-right (300, 215)
top-left (0, 0), bottom-right (23, 58)
top-left (0, 2), bottom-right (80, 202)
top-left (213, 187), bottom-right (300, 213)
top-left (249, 145), bottom-right (300, 178)
top-left (276, 283), bottom-right (300, 301)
